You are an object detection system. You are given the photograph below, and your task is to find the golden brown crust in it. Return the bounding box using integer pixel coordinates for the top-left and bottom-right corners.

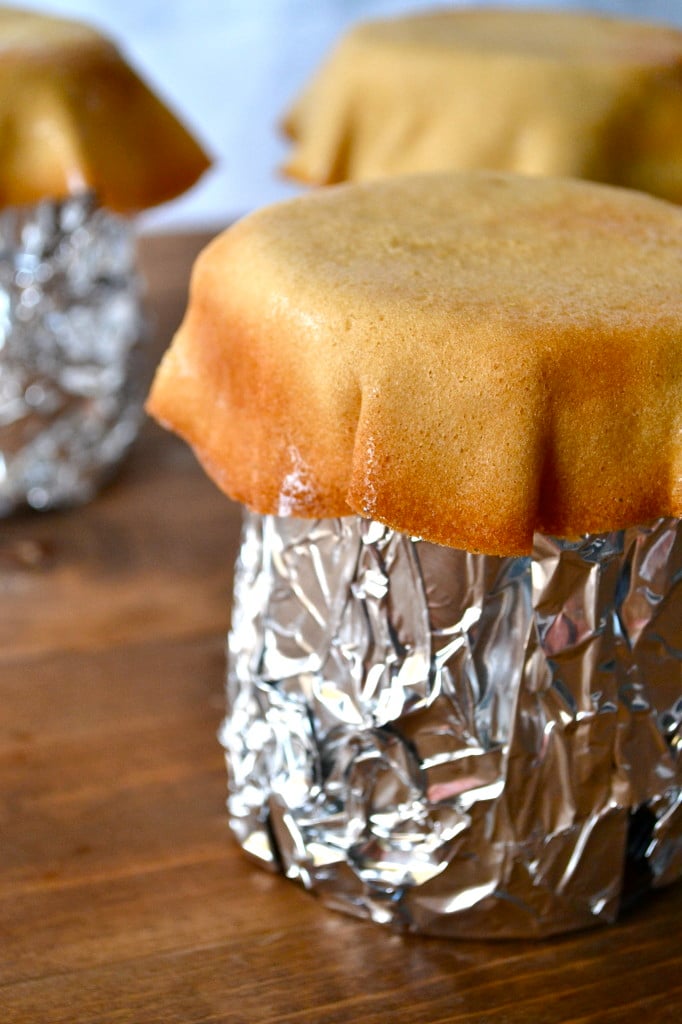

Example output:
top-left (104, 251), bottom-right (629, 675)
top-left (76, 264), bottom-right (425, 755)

top-left (0, 7), bottom-right (210, 211)
top-left (147, 171), bottom-right (682, 555)
top-left (282, 7), bottom-right (682, 204)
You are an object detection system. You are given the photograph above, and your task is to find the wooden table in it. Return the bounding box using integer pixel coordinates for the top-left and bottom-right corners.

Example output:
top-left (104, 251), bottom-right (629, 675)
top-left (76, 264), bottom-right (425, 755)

top-left (1, 232), bottom-right (680, 1024)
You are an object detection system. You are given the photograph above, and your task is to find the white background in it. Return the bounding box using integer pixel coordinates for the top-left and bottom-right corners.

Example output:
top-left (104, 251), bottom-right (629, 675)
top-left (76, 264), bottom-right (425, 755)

top-left (19, 0), bottom-right (682, 230)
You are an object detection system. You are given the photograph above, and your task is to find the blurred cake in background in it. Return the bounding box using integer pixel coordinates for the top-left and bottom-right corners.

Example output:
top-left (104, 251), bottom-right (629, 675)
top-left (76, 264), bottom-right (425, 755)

top-left (0, 5), bottom-right (210, 515)
top-left (282, 6), bottom-right (682, 203)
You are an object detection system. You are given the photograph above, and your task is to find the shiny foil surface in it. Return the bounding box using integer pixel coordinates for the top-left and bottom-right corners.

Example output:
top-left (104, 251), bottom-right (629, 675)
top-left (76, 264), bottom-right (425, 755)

top-left (221, 513), bottom-right (682, 938)
top-left (0, 193), bottom-right (147, 515)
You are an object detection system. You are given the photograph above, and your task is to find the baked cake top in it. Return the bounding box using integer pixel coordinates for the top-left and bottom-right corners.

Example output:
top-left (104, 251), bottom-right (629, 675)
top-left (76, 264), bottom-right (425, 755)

top-left (0, 6), bottom-right (209, 211)
top-left (147, 171), bottom-right (682, 554)
top-left (282, 7), bottom-right (682, 204)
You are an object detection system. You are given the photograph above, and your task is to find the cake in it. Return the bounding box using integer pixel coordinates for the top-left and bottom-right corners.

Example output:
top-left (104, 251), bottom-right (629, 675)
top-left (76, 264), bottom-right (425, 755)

top-left (147, 171), bottom-right (682, 556)
top-left (147, 170), bottom-right (682, 938)
top-left (0, 6), bottom-right (210, 211)
top-left (282, 6), bottom-right (682, 203)
top-left (0, 6), bottom-right (210, 515)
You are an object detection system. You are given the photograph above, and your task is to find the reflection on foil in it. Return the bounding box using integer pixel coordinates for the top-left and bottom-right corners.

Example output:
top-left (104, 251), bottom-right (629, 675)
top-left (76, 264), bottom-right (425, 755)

top-left (220, 514), bottom-right (682, 938)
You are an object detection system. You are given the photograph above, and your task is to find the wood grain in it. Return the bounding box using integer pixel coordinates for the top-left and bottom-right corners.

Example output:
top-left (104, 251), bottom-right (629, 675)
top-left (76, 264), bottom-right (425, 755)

top-left (1, 231), bottom-right (680, 1024)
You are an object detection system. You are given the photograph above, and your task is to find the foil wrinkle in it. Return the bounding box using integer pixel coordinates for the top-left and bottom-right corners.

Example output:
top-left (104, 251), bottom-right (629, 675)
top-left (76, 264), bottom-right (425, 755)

top-left (221, 513), bottom-right (682, 938)
top-left (0, 193), bottom-right (147, 515)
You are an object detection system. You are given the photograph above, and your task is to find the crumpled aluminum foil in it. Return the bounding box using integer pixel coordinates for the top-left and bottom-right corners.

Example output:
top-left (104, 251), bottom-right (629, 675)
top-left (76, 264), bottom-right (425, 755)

top-left (221, 513), bottom-right (682, 938)
top-left (0, 193), bottom-right (147, 516)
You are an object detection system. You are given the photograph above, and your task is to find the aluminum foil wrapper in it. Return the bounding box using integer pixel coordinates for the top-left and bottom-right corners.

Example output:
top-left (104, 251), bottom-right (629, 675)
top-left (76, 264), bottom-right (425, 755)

top-left (0, 193), bottom-right (147, 515)
top-left (221, 513), bottom-right (682, 938)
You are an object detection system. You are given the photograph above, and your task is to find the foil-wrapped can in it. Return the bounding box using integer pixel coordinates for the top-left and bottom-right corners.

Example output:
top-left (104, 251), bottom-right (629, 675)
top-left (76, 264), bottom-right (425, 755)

top-left (0, 193), bottom-right (147, 515)
top-left (221, 512), bottom-right (682, 938)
